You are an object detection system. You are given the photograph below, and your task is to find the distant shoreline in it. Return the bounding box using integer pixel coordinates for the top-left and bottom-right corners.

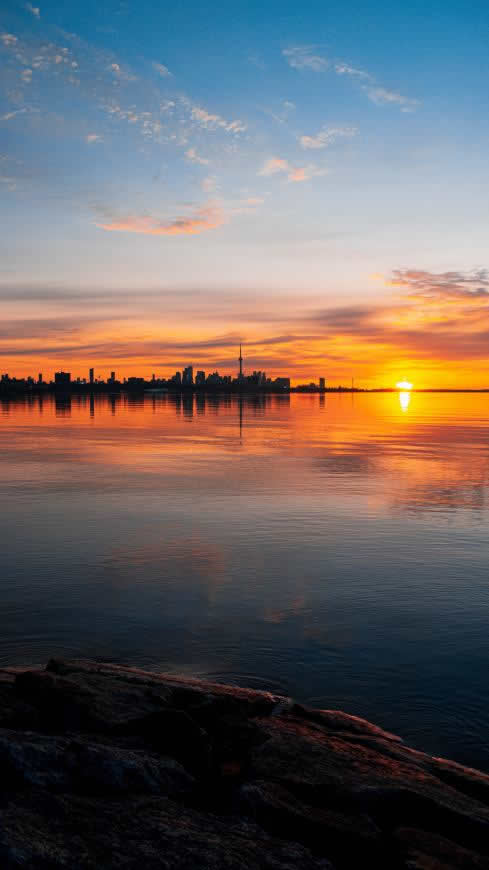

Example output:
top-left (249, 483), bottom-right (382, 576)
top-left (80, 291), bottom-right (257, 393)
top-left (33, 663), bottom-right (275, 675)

top-left (1, 385), bottom-right (489, 397)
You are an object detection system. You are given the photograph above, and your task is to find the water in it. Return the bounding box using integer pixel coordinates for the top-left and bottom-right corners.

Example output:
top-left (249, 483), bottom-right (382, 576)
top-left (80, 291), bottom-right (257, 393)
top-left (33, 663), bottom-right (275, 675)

top-left (1, 390), bottom-right (489, 770)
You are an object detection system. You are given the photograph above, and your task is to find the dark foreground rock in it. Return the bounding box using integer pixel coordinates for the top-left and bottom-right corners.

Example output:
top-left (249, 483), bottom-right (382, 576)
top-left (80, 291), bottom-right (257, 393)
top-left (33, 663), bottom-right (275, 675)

top-left (0, 660), bottom-right (488, 868)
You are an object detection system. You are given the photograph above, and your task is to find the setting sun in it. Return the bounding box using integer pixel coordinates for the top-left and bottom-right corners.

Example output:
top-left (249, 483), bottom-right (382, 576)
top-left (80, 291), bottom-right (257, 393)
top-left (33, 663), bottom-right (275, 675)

top-left (396, 380), bottom-right (413, 391)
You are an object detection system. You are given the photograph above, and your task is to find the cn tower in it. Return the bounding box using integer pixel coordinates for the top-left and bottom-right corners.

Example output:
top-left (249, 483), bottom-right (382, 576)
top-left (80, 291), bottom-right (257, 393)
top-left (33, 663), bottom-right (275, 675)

top-left (239, 344), bottom-right (243, 378)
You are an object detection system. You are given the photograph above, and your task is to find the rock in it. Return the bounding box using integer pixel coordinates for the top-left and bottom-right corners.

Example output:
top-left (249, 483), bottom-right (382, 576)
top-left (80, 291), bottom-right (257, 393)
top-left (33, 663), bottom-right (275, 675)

top-left (0, 659), bottom-right (487, 868)
top-left (0, 793), bottom-right (334, 869)
top-left (115, 708), bottom-right (212, 775)
top-left (14, 668), bottom-right (173, 733)
top-left (0, 730), bottom-right (194, 796)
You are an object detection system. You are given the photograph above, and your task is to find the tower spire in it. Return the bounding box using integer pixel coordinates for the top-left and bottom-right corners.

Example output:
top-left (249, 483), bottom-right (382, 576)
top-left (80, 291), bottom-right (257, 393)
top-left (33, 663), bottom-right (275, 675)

top-left (239, 344), bottom-right (243, 378)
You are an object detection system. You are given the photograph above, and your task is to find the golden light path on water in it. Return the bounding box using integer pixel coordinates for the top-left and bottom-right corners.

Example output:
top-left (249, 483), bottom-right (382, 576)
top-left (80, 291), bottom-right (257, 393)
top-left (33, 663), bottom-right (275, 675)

top-left (399, 392), bottom-right (412, 412)
top-left (396, 380), bottom-right (413, 413)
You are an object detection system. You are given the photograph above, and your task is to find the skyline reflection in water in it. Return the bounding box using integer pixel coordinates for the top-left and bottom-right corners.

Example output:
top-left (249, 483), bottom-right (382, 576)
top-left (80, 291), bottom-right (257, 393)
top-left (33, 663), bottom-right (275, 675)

top-left (1, 391), bottom-right (489, 770)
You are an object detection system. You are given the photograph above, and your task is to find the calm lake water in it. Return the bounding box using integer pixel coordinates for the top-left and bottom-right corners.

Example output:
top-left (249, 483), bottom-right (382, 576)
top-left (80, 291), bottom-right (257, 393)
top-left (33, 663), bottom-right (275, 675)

top-left (1, 391), bottom-right (489, 769)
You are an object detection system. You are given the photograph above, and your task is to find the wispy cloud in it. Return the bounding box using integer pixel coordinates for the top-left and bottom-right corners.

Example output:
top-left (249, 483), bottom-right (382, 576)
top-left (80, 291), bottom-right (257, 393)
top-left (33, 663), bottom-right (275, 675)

top-left (0, 175), bottom-right (17, 192)
top-left (0, 108), bottom-right (28, 121)
top-left (282, 46), bottom-right (329, 72)
top-left (185, 147), bottom-right (209, 165)
top-left (299, 125), bottom-right (357, 150)
top-left (26, 3), bottom-right (40, 19)
top-left (389, 269), bottom-right (489, 300)
top-left (258, 156), bottom-right (327, 183)
top-left (201, 175), bottom-right (217, 193)
top-left (1, 33), bottom-right (18, 47)
top-left (188, 103), bottom-right (247, 134)
top-left (4, 265), bottom-right (489, 381)
top-left (263, 99), bottom-right (296, 125)
top-left (284, 45), bottom-right (420, 112)
top-left (334, 62), bottom-right (369, 79)
top-left (248, 54), bottom-right (266, 70)
top-left (258, 157), bottom-right (289, 176)
top-left (152, 61), bottom-right (171, 77)
top-left (230, 196), bottom-right (265, 214)
top-left (363, 85), bottom-right (419, 112)
top-left (96, 205), bottom-right (226, 236)
top-left (85, 133), bottom-right (103, 144)
top-left (109, 62), bottom-right (137, 82)
top-left (0, 27), bottom-right (248, 165)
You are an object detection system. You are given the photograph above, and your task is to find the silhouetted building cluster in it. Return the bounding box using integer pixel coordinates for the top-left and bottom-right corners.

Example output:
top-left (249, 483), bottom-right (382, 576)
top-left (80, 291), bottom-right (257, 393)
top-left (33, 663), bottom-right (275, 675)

top-left (1, 347), bottom-right (333, 395)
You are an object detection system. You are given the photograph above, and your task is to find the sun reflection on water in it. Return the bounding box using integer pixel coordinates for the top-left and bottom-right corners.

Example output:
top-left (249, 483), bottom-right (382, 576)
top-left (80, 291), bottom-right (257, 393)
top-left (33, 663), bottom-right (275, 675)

top-left (399, 391), bottom-right (411, 412)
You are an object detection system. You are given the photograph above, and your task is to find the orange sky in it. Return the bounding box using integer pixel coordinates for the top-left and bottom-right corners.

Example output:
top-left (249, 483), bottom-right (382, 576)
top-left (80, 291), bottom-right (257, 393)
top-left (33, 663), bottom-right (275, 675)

top-left (3, 269), bottom-right (489, 388)
top-left (2, 4), bottom-right (489, 390)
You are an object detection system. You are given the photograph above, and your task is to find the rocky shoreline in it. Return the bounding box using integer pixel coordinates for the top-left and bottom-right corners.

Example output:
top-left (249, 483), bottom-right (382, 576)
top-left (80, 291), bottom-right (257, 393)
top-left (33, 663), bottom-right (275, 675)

top-left (0, 659), bottom-right (488, 868)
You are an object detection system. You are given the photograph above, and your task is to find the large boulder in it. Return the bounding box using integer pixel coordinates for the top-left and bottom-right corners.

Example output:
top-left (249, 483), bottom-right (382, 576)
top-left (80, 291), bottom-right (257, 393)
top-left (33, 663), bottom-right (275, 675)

top-left (0, 659), bottom-right (487, 868)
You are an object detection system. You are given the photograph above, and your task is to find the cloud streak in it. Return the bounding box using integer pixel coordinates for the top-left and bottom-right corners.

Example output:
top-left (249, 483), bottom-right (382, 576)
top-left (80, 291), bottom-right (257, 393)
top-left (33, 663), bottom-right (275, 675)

top-left (3, 267), bottom-right (489, 383)
top-left (152, 61), bottom-right (171, 77)
top-left (96, 205), bottom-right (226, 236)
top-left (258, 156), bottom-right (327, 182)
top-left (389, 269), bottom-right (489, 300)
top-left (185, 147), bottom-right (209, 165)
top-left (299, 125), bottom-right (357, 150)
top-left (282, 46), bottom-right (329, 72)
top-left (363, 86), bottom-right (419, 112)
top-left (284, 45), bottom-right (419, 112)
top-left (188, 103), bottom-right (247, 134)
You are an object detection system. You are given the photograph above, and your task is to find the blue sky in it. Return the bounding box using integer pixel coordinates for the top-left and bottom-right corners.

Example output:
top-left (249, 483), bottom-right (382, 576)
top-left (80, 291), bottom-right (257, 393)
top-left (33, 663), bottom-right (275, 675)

top-left (1, 0), bottom-right (489, 384)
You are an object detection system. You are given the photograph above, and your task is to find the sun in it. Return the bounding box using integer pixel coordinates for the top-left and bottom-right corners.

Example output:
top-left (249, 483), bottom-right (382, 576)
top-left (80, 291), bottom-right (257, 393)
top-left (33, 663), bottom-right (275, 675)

top-left (396, 380), bottom-right (413, 391)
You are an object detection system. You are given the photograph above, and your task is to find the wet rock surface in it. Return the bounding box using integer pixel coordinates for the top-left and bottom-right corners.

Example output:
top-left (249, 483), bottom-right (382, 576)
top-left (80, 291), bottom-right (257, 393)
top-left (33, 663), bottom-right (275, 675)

top-left (0, 659), bottom-right (487, 868)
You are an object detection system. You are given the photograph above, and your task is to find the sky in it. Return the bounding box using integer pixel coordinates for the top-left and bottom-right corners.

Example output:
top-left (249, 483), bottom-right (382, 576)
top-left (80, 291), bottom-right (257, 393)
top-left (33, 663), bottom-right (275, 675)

top-left (1, 0), bottom-right (489, 387)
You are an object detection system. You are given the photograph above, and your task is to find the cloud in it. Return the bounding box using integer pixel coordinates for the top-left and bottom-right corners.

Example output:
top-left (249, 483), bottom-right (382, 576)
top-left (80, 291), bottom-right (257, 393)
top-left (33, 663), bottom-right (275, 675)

top-left (282, 46), bottom-right (329, 72)
top-left (5, 265), bottom-right (489, 382)
top-left (248, 54), bottom-right (266, 70)
top-left (100, 100), bottom-right (167, 142)
top-left (258, 156), bottom-right (327, 182)
top-left (109, 62), bottom-right (136, 81)
top-left (264, 99), bottom-right (296, 125)
top-left (230, 196), bottom-right (265, 215)
top-left (389, 269), bottom-right (489, 300)
top-left (185, 147), bottom-right (209, 165)
top-left (152, 61), bottom-right (171, 77)
top-left (189, 104), bottom-right (246, 134)
top-left (85, 133), bottom-right (103, 144)
top-left (287, 167), bottom-right (309, 182)
top-left (258, 157), bottom-right (289, 176)
top-left (299, 125), bottom-right (357, 150)
top-left (0, 108), bottom-right (27, 121)
top-left (334, 62), bottom-right (369, 79)
top-left (96, 205), bottom-right (226, 236)
top-left (364, 86), bottom-right (419, 112)
top-left (283, 46), bottom-right (419, 112)
top-left (0, 175), bottom-right (17, 192)
top-left (1, 33), bottom-right (18, 47)
top-left (26, 3), bottom-right (40, 18)
top-left (201, 175), bottom-right (216, 193)
top-left (0, 27), bottom-right (246, 159)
